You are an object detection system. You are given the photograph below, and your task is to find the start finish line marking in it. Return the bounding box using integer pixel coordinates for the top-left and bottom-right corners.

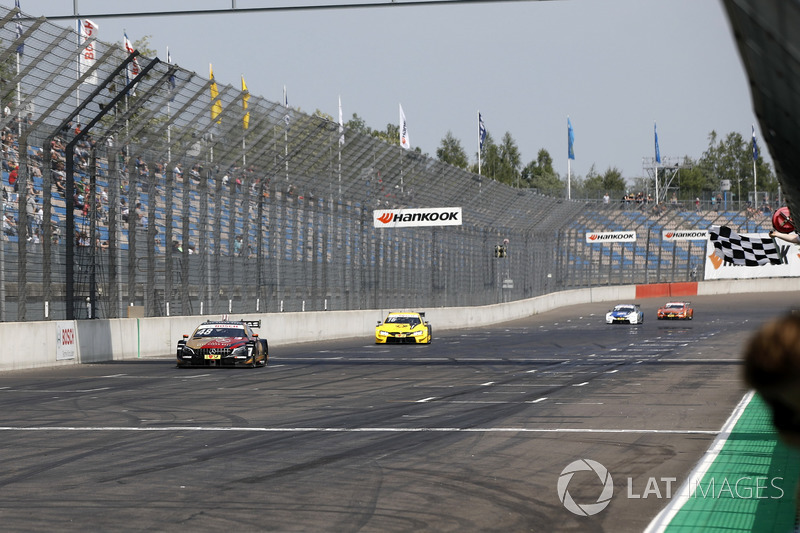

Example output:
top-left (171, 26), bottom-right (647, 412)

top-left (0, 426), bottom-right (719, 435)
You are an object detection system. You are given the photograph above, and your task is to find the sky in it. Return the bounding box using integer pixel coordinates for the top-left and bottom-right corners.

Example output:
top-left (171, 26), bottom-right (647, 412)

top-left (7, 0), bottom-right (765, 183)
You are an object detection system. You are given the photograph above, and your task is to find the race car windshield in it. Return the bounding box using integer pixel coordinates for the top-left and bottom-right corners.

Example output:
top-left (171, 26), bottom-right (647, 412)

top-left (666, 304), bottom-right (684, 309)
top-left (615, 307), bottom-right (634, 313)
top-left (193, 327), bottom-right (246, 338)
top-left (385, 316), bottom-right (420, 326)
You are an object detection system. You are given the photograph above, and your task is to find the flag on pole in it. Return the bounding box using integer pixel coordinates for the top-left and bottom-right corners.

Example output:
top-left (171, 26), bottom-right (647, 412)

top-left (167, 47), bottom-right (176, 101)
top-left (568, 117), bottom-right (575, 160)
top-left (123, 31), bottom-right (140, 95)
top-left (78, 19), bottom-right (98, 84)
top-left (654, 122), bottom-right (661, 164)
top-left (752, 124), bottom-right (759, 161)
top-left (709, 225), bottom-right (781, 266)
top-left (14, 0), bottom-right (23, 56)
top-left (478, 112), bottom-right (487, 153)
top-left (283, 85), bottom-right (290, 128)
top-left (209, 64), bottom-right (221, 123)
top-left (241, 75), bottom-right (250, 130)
top-left (399, 103), bottom-right (410, 150)
top-left (338, 95), bottom-right (344, 146)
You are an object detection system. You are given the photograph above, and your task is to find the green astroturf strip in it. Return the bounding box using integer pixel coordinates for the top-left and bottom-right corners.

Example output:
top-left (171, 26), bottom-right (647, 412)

top-left (665, 394), bottom-right (800, 532)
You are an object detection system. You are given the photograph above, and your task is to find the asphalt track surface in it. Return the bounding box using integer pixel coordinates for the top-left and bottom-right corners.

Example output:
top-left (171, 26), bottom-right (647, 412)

top-left (0, 292), bottom-right (795, 533)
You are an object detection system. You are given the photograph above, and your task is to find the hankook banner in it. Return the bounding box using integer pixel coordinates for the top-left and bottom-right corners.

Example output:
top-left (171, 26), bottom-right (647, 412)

top-left (585, 231), bottom-right (637, 243)
top-left (662, 229), bottom-right (709, 241)
top-left (374, 207), bottom-right (463, 228)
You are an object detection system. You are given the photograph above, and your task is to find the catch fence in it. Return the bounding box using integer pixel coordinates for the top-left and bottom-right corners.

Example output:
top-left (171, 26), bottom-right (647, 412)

top-left (0, 6), bottom-right (774, 321)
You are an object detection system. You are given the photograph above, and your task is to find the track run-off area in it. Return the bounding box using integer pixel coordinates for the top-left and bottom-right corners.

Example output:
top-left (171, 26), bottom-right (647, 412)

top-left (0, 292), bottom-right (795, 532)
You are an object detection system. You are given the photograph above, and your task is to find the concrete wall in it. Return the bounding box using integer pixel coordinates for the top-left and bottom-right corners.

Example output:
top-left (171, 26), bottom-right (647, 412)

top-left (2, 278), bottom-right (798, 372)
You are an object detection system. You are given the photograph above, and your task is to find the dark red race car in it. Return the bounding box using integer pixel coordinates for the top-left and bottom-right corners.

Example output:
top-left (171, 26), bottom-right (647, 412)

top-left (176, 319), bottom-right (268, 368)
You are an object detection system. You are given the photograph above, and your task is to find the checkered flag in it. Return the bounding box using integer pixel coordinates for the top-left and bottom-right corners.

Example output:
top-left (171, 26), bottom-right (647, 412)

top-left (709, 225), bottom-right (782, 266)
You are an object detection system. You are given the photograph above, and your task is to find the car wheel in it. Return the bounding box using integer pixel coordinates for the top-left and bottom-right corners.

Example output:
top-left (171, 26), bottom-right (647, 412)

top-left (426, 327), bottom-right (432, 344)
top-left (260, 340), bottom-right (269, 366)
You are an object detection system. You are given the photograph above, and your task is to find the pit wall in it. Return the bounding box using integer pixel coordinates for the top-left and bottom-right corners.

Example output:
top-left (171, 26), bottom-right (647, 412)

top-left (4, 278), bottom-right (799, 372)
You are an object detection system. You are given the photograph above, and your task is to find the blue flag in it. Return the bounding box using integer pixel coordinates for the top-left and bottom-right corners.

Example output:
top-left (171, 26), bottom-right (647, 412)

top-left (654, 122), bottom-right (661, 164)
top-left (478, 112), bottom-right (487, 153)
top-left (568, 117), bottom-right (575, 160)
top-left (752, 125), bottom-right (759, 161)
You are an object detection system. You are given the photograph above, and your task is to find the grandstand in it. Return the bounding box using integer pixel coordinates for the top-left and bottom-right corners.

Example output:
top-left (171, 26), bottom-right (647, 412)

top-left (0, 5), bottom-right (776, 321)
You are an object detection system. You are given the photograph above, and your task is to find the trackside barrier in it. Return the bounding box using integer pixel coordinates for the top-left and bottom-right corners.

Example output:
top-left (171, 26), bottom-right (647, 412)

top-left (1, 278), bottom-right (799, 372)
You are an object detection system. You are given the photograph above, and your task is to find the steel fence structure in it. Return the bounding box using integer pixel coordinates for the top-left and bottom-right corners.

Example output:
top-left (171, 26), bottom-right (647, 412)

top-left (0, 7), bottom-right (776, 321)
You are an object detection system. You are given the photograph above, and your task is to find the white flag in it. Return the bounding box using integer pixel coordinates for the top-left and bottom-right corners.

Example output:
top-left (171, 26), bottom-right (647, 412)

top-left (123, 32), bottom-right (141, 95)
top-left (78, 19), bottom-right (99, 85)
top-left (399, 103), bottom-right (410, 150)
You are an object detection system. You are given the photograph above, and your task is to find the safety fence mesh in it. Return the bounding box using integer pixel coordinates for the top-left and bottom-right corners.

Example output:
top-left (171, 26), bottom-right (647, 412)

top-left (0, 6), bottom-right (775, 321)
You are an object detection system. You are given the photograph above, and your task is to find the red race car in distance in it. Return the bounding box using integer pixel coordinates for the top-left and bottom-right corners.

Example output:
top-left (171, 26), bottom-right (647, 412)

top-left (656, 301), bottom-right (693, 320)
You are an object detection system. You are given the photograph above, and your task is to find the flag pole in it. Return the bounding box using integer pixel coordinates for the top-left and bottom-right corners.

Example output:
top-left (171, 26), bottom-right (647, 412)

top-left (567, 159), bottom-right (571, 200)
top-left (752, 125), bottom-right (758, 206)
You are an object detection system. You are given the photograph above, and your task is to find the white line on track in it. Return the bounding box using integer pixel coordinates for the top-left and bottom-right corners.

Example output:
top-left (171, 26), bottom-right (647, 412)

top-left (0, 387), bottom-right (111, 393)
top-left (0, 426), bottom-right (721, 434)
top-left (416, 397), bottom-right (437, 403)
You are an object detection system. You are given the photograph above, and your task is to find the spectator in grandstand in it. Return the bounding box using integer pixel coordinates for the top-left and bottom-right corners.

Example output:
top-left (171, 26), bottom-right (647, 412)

top-left (73, 192), bottom-right (85, 213)
top-left (173, 163), bottom-right (182, 178)
top-left (50, 220), bottom-right (61, 244)
top-left (3, 214), bottom-right (16, 237)
top-left (33, 202), bottom-right (43, 235)
top-left (75, 231), bottom-right (90, 248)
top-left (695, 197), bottom-right (701, 211)
top-left (25, 195), bottom-right (36, 236)
top-left (189, 164), bottom-right (201, 182)
top-left (121, 199), bottom-right (129, 223)
top-left (8, 164), bottom-right (18, 191)
top-left (234, 235), bottom-right (243, 256)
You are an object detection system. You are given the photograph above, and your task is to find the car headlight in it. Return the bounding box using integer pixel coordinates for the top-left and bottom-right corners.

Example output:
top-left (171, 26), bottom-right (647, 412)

top-left (377, 330), bottom-right (389, 336)
top-left (410, 330), bottom-right (424, 336)
top-left (181, 346), bottom-right (195, 355)
top-left (231, 346), bottom-right (246, 356)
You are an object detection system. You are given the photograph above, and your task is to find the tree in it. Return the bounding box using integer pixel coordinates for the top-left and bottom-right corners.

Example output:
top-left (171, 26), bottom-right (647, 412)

top-left (582, 165), bottom-right (625, 198)
top-left (497, 132), bottom-right (522, 186)
top-left (345, 113), bottom-right (371, 135)
top-left (522, 149), bottom-right (563, 194)
top-left (436, 131), bottom-right (469, 169)
top-left (696, 130), bottom-right (777, 204)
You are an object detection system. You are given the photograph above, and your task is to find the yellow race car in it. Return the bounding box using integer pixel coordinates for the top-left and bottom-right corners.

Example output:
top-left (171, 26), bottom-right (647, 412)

top-left (375, 311), bottom-right (432, 344)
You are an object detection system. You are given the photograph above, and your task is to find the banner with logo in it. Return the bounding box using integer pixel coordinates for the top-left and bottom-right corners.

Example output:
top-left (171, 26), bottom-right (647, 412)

top-left (585, 231), bottom-right (637, 244)
top-left (704, 235), bottom-right (800, 279)
top-left (374, 207), bottom-right (462, 228)
top-left (662, 229), bottom-right (708, 241)
top-left (78, 19), bottom-right (99, 85)
top-left (56, 321), bottom-right (76, 360)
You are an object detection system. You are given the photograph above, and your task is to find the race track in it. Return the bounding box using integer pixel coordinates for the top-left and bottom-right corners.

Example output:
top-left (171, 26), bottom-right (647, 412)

top-left (0, 292), bottom-right (794, 532)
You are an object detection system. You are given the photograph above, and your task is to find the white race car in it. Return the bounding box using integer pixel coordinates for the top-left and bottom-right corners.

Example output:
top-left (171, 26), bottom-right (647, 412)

top-left (606, 304), bottom-right (644, 325)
